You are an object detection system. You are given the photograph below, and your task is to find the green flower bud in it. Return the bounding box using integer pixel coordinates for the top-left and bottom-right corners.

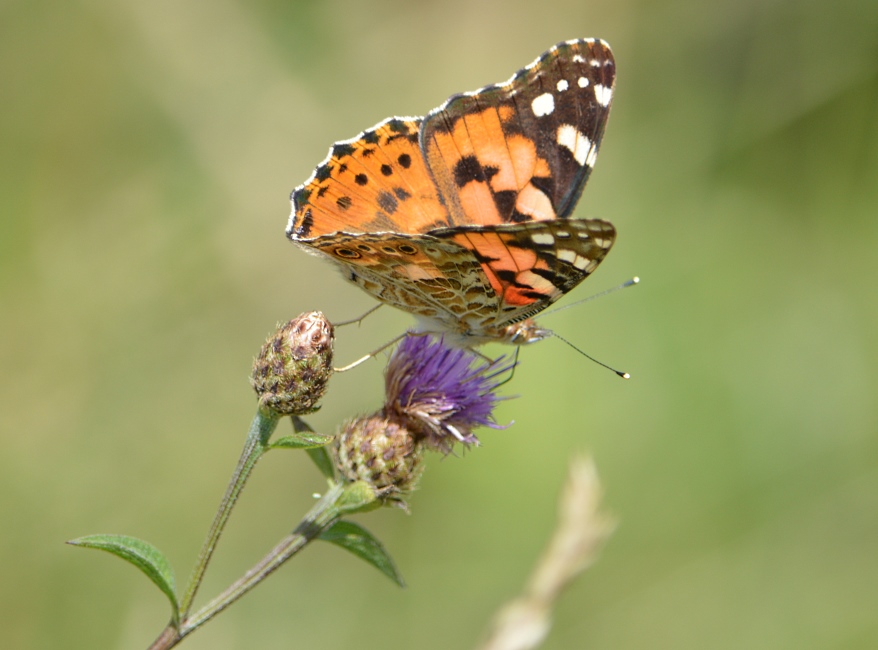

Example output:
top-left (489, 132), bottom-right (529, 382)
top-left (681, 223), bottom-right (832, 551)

top-left (334, 415), bottom-right (424, 508)
top-left (250, 312), bottom-right (334, 415)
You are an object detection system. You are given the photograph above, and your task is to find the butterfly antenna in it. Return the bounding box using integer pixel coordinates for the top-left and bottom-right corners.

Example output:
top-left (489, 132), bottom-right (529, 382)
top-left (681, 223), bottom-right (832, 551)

top-left (543, 276), bottom-right (639, 319)
top-left (334, 331), bottom-right (406, 372)
top-left (551, 331), bottom-right (630, 379)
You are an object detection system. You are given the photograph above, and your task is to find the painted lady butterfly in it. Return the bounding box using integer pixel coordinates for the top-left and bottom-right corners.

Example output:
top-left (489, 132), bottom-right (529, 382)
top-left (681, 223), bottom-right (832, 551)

top-left (287, 38), bottom-right (616, 347)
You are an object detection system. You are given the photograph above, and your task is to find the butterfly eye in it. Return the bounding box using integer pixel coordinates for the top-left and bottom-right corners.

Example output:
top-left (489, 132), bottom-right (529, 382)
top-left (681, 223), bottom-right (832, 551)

top-left (397, 244), bottom-right (418, 255)
top-left (334, 247), bottom-right (360, 259)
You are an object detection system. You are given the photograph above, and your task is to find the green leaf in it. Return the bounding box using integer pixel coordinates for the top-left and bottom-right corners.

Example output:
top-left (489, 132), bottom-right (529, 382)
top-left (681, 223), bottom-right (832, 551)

top-left (293, 416), bottom-right (335, 479)
top-left (306, 446), bottom-right (335, 479)
top-left (68, 534), bottom-right (179, 622)
top-left (319, 520), bottom-right (405, 587)
top-left (270, 431), bottom-right (334, 450)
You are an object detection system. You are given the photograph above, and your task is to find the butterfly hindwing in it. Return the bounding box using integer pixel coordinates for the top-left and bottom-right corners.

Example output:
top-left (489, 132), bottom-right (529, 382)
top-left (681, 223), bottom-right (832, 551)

top-left (302, 219), bottom-right (613, 335)
top-left (304, 231), bottom-right (500, 327)
top-left (431, 219), bottom-right (616, 323)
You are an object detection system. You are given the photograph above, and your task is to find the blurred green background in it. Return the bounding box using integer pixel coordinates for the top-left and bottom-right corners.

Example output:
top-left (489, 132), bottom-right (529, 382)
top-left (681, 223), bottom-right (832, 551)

top-left (2, 0), bottom-right (877, 648)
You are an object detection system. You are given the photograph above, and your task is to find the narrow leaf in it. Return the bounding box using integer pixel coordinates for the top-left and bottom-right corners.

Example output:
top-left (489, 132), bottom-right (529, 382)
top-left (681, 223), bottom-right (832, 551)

top-left (293, 416), bottom-right (335, 479)
top-left (306, 447), bottom-right (335, 479)
top-left (68, 534), bottom-right (179, 620)
top-left (319, 520), bottom-right (405, 587)
top-left (271, 431), bottom-right (334, 450)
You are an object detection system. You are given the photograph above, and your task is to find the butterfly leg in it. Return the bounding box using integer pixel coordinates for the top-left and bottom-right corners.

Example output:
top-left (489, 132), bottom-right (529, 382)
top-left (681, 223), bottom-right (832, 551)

top-left (333, 331), bottom-right (407, 373)
top-left (471, 348), bottom-right (498, 365)
top-left (332, 303), bottom-right (384, 328)
top-left (492, 346), bottom-right (521, 388)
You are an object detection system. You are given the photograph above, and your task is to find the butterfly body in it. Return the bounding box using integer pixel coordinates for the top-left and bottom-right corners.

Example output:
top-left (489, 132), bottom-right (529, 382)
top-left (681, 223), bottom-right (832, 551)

top-left (288, 39), bottom-right (617, 346)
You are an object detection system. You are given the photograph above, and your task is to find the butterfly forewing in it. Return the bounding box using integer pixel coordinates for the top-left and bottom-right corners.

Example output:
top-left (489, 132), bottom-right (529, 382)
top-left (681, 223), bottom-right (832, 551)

top-left (420, 39), bottom-right (615, 228)
top-left (289, 118), bottom-right (451, 239)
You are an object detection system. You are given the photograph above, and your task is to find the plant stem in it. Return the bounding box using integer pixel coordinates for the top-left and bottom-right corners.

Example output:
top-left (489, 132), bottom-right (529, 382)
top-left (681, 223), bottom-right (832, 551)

top-left (147, 483), bottom-right (348, 650)
top-left (178, 408), bottom-right (280, 618)
top-left (184, 483), bottom-right (345, 631)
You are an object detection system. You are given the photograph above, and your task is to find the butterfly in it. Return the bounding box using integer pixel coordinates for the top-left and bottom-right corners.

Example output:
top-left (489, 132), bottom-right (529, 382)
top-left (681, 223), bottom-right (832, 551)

top-left (287, 38), bottom-right (616, 347)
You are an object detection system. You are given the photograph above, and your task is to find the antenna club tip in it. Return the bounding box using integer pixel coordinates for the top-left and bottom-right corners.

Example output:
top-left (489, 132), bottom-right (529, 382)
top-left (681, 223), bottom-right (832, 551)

top-left (619, 372), bottom-right (631, 380)
top-left (631, 276), bottom-right (640, 284)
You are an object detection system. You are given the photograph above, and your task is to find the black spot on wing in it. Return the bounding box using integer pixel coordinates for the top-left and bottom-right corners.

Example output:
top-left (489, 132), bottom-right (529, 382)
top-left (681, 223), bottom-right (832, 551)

top-left (398, 153), bottom-right (412, 168)
top-left (294, 187), bottom-right (311, 206)
top-left (453, 155), bottom-right (484, 186)
top-left (355, 174), bottom-right (368, 186)
top-left (493, 190), bottom-right (517, 221)
top-left (394, 187), bottom-right (411, 201)
top-left (453, 156), bottom-right (497, 188)
top-left (333, 143), bottom-right (355, 158)
top-left (377, 191), bottom-right (398, 215)
top-left (315, 165), bottom-right (332, 182)
top-left (387, 119), bottom-right (408, 133)
top-left (495, 269), bottom-right (517, 284)
top-left (336, 196), bottom-right (352, 210)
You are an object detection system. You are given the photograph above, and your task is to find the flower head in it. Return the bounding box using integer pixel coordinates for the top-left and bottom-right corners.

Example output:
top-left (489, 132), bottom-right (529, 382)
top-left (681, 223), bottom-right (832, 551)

top-left (250, 312), bottom-right (334, 415)
top-left (334, 415), bottom-right (425, 509)
top-left (332, 334), bottom-right (511, 508)
top-left (384, 333), bottom-right (511, 453)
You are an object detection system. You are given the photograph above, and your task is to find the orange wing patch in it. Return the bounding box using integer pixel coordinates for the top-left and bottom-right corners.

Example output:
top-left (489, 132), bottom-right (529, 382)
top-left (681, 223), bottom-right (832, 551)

top-left (290, 118), bottom-right (450, 239)
top-left (423, 103), bottom-right (556, 228)
top-left (432, 219), bottom-right (616, 318)
top-left (444, 230), bottom-right (559, 307)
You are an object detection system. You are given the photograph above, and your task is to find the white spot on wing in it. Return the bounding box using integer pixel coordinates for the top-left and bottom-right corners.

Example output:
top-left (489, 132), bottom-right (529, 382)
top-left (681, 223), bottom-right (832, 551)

top-left (578, 76), bottom-right (590, 88)
top-left (557, 79), bottom-right (569, 92)
top-left (594, 84), bottom-right (613, 107)
top-left (585, 146), bottom-right (599, 168)
top-left (531, 233), bottom-right (555, 246)
top-left (573, 255), bottom-right (590, 269)
top-left (572, 54), bottom-right (585, 63)
top-left (531, 92), bottom-right (555, 117)
top-left (556, 124), bottom-right (592, 166)
top-left (558, 249), bottom-right (577, 264)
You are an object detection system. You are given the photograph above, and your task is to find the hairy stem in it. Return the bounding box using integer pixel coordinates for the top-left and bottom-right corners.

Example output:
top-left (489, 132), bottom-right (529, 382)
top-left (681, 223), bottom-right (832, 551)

top-left (146, 483), bottom-right (348, 650)
top-left (178, 408), bottom-right (280, 617)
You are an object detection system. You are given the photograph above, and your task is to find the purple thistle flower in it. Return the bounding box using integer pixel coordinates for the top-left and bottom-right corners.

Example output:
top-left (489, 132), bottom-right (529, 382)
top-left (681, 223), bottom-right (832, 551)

top-left (384, 334), bottom-right (512, 453)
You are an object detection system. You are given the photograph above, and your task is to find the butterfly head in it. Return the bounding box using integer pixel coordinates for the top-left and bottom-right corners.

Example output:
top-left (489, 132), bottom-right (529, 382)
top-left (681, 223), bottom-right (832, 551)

top-left (497, 319), bottom-right (553, 346)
